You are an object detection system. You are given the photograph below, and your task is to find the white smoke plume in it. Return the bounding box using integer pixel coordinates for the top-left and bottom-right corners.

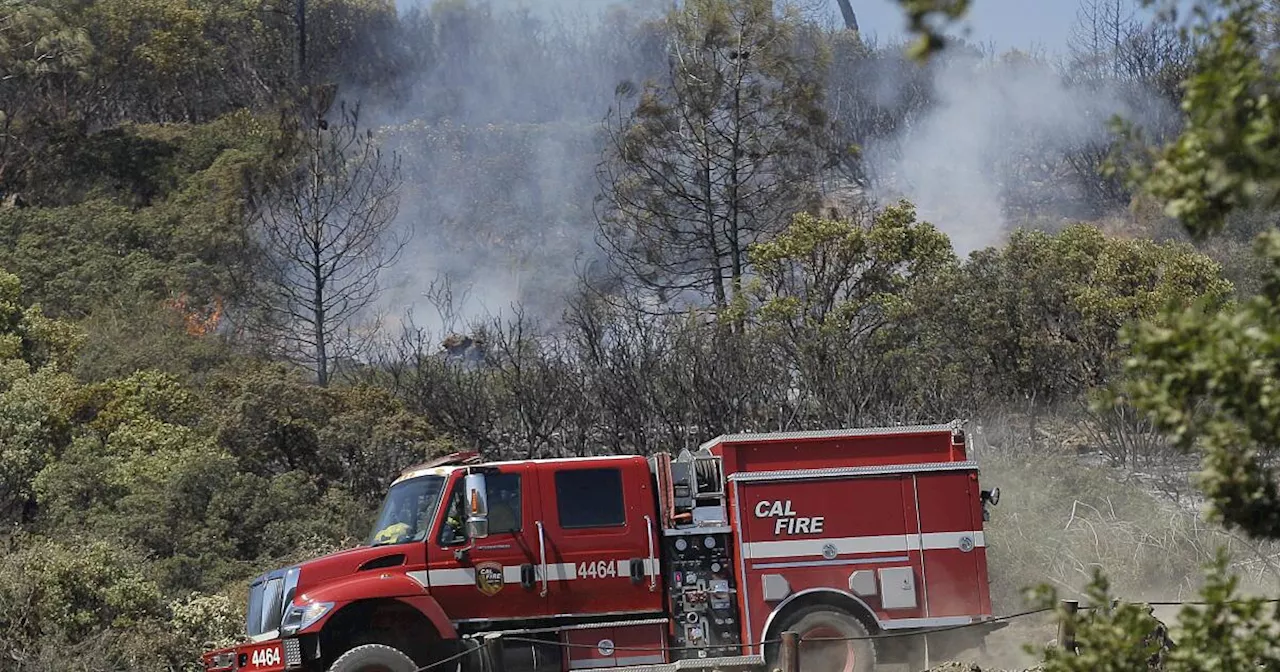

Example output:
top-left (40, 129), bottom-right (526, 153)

top-left (347, 0), bottom-right (1179, 340)
top-left (864, 50), bottom-right (1178, 255)
top-left (353, 0), bottom-right (669, 340)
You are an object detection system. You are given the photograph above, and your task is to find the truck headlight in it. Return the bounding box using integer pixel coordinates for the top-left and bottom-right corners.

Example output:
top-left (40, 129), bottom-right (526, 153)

top-left (279, 601), bottom-right (334, 636)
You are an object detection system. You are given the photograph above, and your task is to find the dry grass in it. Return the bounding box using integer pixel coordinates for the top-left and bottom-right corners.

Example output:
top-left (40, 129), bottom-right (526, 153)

top-left (883, 409), bottom-right (1280, 671)
top-left (971, 411), bottom-right (1280, 615)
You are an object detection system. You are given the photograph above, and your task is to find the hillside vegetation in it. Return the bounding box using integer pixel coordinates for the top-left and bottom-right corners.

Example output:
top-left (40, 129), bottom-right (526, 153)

top-left (3, 0), bottom-right (1280, 669)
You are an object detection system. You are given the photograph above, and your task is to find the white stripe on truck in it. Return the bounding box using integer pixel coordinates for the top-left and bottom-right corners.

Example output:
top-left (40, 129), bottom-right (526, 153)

top-left (402, 533), bottom-right (981, 588)
top-left (742, 531), bottom-right (985, 560)
top-left (407, 559), bottom-right (660, 588)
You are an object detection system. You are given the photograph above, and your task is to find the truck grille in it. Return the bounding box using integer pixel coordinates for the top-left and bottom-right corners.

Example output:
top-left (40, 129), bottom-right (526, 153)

top-left (284, 638), bottom-right (303, 668)
top-left (246, 568), bottom-right (299, 637)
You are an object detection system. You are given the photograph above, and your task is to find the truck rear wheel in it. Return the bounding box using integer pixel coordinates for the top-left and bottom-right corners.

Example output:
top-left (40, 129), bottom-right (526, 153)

top-left (776, 606), bottom-right (877, 672)
top-left (328, 643), bottom-right (419, 672)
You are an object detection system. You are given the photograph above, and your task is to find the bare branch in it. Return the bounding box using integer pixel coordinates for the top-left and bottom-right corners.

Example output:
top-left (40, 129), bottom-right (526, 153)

top-left (244, 100), bottom-right (407, 385)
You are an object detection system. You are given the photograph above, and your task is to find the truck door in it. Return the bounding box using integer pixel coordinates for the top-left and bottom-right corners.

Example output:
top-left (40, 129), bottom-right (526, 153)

top-left (908, 469), bottom-right (990, 618)
top-left (426, 464), bottom-right (551, 622)
top-left (535, 459), bottom-right (664, 617)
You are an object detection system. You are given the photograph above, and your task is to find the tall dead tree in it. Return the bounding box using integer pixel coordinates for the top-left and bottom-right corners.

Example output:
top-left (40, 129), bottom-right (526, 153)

top-left (595, 0), bottom-right (834, 311)
top-left (835, 0), bottom-right (858, 31)
top-left (248, 101), bottom-right (406, 386)
top-left (1059, 0), bottom-right (1193, 215)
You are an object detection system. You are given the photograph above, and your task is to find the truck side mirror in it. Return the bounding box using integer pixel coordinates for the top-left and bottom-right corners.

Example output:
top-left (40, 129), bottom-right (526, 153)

top-left (465, 472), bottom-right (489, 539)
top-left (980, 487), bottom-right (1000, 523)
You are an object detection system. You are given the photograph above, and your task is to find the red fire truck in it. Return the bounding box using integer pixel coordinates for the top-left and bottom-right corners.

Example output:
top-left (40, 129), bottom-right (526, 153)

top-left (202, 421), bottom-right (1004, 672)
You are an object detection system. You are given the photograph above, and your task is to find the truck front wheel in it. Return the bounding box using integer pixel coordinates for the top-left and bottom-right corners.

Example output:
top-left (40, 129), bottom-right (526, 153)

top-left (328, 643), bottom-right (419, 672)
top-left (776, 606), bottom-right (877, 672)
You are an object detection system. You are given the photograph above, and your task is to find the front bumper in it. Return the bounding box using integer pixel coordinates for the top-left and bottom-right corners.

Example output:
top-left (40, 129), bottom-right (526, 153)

top-left (202, 636), bottom-right (306, 671)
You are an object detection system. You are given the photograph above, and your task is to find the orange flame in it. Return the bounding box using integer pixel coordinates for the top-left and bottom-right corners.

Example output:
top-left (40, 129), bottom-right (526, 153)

top-left (164, 293), bottom-right (224, 336)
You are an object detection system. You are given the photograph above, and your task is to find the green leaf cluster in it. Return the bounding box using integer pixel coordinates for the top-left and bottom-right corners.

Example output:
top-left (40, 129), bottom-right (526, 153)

top-left (1115, 0), bottom-right (1280, 239)
top-left (894, 0), bottom-right (1280, 667)
top-left (0, 267), bottom-right (448, 668)
top-left (1118, 230), bottom-right (1280, 538)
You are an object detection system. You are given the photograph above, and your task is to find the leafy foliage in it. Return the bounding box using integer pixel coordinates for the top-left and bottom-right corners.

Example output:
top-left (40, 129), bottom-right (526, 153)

top-left (893, 0), bottom-right (973, 60)
top-left (7, 0), bottom-right (1280, 668)
top-left (897, 0), bottom-right (1280, 667)
top-left (596, 0), bottom-right (838, 309)
top-left (1031, 576), bottom-right (1169, 672)
top-left (741, 202), bottom-right (959, 422)
top-left (1117, 232), bottom-right (1280, 538)
top-left (0, 270), bottom-right (445, 665)
top-left (1117, 0), bottom-right (1280, 239)
top-left (1028, 552), bottom-right (1280, 671)
top-left (958, 225), bottom-right (1233, 407)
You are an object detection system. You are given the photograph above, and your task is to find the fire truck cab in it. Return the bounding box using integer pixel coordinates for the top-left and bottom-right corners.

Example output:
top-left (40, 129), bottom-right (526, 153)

top-left (202, 421), bottom-right (1002, 672)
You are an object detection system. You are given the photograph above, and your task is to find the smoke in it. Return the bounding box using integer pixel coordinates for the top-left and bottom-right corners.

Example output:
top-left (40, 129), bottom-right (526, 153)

top-left (863, 46), bottom-right (1179, 257)
top-left (351, 0), bottom-right (670, 341)
top-left (350, 0), bottom-right (1180, 343)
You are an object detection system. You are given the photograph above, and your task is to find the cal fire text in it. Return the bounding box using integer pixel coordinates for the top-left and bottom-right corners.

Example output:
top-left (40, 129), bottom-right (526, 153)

top-left (753, 500), bottom-right (825, 535)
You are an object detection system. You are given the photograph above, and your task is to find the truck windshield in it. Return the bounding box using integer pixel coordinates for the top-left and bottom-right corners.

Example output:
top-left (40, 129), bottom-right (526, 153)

top-left (367, 475), bottom-right (446, 546)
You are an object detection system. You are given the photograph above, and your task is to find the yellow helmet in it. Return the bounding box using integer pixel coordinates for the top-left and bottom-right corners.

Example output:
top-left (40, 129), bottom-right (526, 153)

top-left (372, 522), bottom-right (412, 545)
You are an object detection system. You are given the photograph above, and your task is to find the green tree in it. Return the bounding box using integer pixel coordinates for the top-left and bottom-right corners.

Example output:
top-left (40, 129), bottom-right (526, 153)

top-left (956, 225), bottom-right (1231, 409)
top-left (890, 0), bottom-right (1280, 665)
top-left (0, 111), bottom-right (283, 319)
top-left (1114, 233), bottom-right (1280, 538)
top-left (208, 363), bottom-right (442, 505)
top-left (743, 200), bottom-right (956, 424)
top-left (596, 0), bottom-right (838, 310)
top-left (0, 537), bottom-right (170, 669)
top-left (1110, 0), bottom-right (1280, 551)
top-left (0, 267), bottom-right (83, 525)
top-left (23, 369), bottom-right (377, 594)
top-left (30, 371), bottom-right (243, 590)
top-left (0, 0), bottom-right (92, 200)
top-left (1115, 0), bottom-right (1280, 238)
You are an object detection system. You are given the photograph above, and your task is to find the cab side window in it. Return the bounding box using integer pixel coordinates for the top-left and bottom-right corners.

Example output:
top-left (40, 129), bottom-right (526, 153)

top-left (439, 472), bottom-right (523, 545)
top-left (555, 468), bottom-right (625, 529)
top-left (439, 485), bottom-right (466, 545)
top-left (486, 473), bottom-right (522, 534)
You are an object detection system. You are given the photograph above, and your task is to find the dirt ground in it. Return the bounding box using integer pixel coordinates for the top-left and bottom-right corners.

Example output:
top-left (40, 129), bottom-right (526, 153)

top-left (926, 660), bottom-right (1034, 665)
top-left (920, 617), bottom-right (1056, 672)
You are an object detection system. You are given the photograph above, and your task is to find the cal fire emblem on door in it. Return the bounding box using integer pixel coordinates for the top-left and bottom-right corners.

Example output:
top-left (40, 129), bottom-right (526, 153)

top-left (476, 561), bottom-right (505, 596)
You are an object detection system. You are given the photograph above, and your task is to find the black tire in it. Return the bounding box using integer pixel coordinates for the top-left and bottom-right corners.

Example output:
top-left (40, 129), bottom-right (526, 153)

top-left (329, 643), bottom-right (419, 672)
top-left (772, 606), bottom-right (877, 672)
